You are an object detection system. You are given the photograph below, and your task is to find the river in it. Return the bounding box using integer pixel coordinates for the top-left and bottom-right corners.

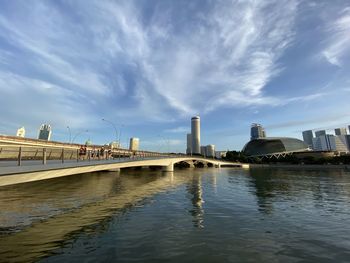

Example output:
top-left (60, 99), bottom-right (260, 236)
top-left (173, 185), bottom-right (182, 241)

top-left (0, 167), bottom-right (350, 262)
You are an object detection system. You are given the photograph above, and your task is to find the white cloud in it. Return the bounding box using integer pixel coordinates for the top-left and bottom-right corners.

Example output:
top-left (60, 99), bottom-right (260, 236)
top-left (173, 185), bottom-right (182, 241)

top-left (138, 0), bottom-right (298, 114)
top-left (0, 0), bottom-right (300, 129)
top-left (322, 7), bottom-right (350, 66)
top-left (0, 71), bottom-right (94, 136)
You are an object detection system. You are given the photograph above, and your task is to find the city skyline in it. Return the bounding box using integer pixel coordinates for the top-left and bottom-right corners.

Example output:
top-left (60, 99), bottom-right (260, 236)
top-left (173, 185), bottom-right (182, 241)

top-left (0, 0), bottom-right (350, 151)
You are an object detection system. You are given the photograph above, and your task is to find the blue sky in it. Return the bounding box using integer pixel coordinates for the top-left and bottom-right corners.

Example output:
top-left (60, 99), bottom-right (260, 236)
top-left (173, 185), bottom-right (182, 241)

top-left (0, 0), bottom-right (349, 152)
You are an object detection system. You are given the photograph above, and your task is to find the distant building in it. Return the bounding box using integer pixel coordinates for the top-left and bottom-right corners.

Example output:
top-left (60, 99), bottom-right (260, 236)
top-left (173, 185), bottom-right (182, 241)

top-left (312, 135), bottom-right (333, 151)
top-left (191, 116), bottom-right (201, 154)
top-left (302, 130), bottom-right (313, 149)
top-left (335, 128), bottom-right (347, 136)
top-left (200, 146), bottom-right (206, 156)
top-left (315, 130), bottom-right (326, 137)
top-left (129, 137), bottom-right (139, 151)
top-left (337, 135), bottom-right (350, 152)
top-left (109, 141), bottom-right (120, 149)
top-left (38, 124), bottom-right (52, 141)
top-left (16, 127), bottom-right (25, 137)
top-left (215, 151), bottom-right (227, 159)
top-left (335, 135), bottom-right (349, 153)
top-left (206, 144), bottom-right (215, 157)
top-left (186, 133), bottom-right (192, 154)
top-left (250, 123), bottom-right (266, 141)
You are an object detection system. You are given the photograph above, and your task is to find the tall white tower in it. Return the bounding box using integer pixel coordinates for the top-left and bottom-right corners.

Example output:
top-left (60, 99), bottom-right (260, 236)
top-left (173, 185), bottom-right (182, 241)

top-left (191, 116), bottom-right (200, 154)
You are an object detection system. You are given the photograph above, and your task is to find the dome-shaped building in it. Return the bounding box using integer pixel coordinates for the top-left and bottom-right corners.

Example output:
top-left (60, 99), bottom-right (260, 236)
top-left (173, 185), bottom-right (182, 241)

top-left (242, 137), bottom-right (308, 157)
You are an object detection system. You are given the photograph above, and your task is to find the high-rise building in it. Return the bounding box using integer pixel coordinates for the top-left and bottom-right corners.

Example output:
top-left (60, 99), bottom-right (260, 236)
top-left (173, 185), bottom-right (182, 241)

top-left (200, 146), bottom-right (206, 156)
top-left (335, 128), bottom-right (347, 136)
top-left (38, 124), bottom-right (52, 141)
top-left (302, 130), bottom-right (313, 149)
top-left (315, 130), bottom-right (326, 137)
top-left (186, 133), bottom-right (192, 154)
top-left (16, 127), bottom-right (25, 137)
top-left (129, 137), bottom-right (139, 151)
top-left (336, 135), bottom-right (350, 152)
top-left (206, 144), bottom-right (215, 157)
top-left (312, 134), bottom-right (348, 152)
top-left (191, 116), bottom-right (200, 154)
top-left (312, 135), bottom-right (334, 151)
top-left (250, 123), bottom-right (266, 140)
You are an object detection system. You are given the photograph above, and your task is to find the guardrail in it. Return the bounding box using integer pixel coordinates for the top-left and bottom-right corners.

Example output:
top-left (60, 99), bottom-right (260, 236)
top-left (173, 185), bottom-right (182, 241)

top-left (0, 144), bottom-right (179, 167)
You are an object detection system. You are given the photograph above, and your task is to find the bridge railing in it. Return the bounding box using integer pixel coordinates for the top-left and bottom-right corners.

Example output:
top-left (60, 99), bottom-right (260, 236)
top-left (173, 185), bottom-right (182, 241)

top-left (0, 144), bottom-right (178, 167)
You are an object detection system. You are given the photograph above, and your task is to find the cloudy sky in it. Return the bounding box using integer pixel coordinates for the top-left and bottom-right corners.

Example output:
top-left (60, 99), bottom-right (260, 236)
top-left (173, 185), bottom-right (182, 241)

top-left (0, 0), bottom-right (349, 152)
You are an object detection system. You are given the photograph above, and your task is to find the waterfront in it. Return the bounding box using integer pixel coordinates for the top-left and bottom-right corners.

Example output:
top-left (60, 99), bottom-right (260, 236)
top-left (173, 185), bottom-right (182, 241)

top-left (0, 168), bottom-right (350, 262)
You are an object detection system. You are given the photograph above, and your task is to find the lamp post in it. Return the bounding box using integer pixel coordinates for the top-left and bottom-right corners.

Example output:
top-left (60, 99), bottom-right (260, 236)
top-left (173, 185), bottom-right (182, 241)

top-left (118, 124), bottom-right (125, 148)
top-left (102, 118), bottom-right (119, 147)
top-left (67, 126), bottom-right (71, 143)
top-left (72, 130), bottom-right (89, 144)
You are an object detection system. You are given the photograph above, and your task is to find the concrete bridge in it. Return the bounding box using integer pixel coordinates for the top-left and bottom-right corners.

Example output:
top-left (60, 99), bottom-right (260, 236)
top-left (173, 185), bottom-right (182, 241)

top-left (0, 155), bottom-right (248, 187)
top-left (0, 136), bottom-right (249, 186)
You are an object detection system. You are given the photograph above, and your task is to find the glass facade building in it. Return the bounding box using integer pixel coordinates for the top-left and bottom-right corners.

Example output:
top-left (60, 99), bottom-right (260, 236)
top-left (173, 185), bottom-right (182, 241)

top-left (250, 123), bottom-right (266, 141)
top-left (243, 137), bottom-right (308, 157)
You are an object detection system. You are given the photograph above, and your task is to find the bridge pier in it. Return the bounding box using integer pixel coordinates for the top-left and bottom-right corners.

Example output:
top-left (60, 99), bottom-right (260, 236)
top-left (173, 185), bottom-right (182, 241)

top-left (162, 163), bottom-right (174, 172)
top-left (107, 168), bottom-right (120, 172)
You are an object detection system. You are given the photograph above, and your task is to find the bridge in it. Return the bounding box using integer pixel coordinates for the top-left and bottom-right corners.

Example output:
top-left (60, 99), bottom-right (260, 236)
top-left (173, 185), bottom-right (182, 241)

top-left (0, 138), bottom-right (248, 187)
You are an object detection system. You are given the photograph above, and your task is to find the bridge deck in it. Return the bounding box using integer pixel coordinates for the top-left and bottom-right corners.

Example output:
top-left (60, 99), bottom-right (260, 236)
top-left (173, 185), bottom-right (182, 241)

top-left (0, 157), bottom-right (149, 176)
top-left (0, 156), bottom-right (248, 187)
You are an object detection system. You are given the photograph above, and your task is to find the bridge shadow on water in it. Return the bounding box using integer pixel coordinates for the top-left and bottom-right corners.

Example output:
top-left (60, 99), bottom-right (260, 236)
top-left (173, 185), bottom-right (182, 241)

top-left (0, 168), bottom-right (202, 262)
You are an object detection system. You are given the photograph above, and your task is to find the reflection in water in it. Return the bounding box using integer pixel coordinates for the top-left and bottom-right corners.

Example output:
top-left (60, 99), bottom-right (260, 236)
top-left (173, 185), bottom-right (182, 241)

top-left (186, 174), bottom-right (204, 228)
top-left (248, 169), bottom-right (282, 214)
top-left (1, 168), bottom-right (350, 262)
top-left (248, 168), bottom-right (350, 215)
top-left (0, 170), bottom-right (190, 262)
top-left (0, 172), bottom-right (120, 232)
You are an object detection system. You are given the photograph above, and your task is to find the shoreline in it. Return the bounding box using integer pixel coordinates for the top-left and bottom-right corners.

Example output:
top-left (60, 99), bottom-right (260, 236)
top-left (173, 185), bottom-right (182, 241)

top-left (249, 164), bottom-right (350, 170)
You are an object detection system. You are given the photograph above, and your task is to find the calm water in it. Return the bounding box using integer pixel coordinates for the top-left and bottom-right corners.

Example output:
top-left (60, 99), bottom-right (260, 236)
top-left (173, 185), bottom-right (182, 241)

top-left (0, 167), bottom-right (350, 262)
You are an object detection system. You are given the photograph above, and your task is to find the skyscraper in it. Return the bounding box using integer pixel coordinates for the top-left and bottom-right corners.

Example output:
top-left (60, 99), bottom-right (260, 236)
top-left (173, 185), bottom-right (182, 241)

top-left (191, 116), bottom-right (201, 154)
top-left (186, 133), bottom-right (192, 154)
top-left (129, 137), bottom-right (139, 151)
top-left (302, 130), bottom-right (313, 149)
top-left (335, 128), bottom-right (347, 136)
top-left (38, 124), bottom-right (52, 141)
top-left (16, 127), bottom-right (25, 137)
top-left (250, 123), bottom-right (266, 140)
top-left (315, 130), bottom-right (326, 137)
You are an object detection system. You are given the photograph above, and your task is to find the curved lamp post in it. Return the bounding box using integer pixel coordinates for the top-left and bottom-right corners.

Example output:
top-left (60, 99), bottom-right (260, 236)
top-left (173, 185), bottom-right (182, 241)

top-left (72, 130), bottom-right (89, 144)
top-left (102, 118), bottom-right (119, 147)
top-left (118, 124), bottom-right (125, 148)
top-left (67, 126), bottom-right (72, 143)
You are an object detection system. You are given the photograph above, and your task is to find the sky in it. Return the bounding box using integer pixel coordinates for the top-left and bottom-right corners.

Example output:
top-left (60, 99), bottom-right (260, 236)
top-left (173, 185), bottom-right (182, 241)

top-left (0, 0), bottom-right (349, 152)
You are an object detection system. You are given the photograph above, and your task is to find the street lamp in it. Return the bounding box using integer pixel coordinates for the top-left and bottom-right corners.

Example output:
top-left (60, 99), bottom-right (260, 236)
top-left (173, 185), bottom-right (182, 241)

top-left (67, 126), bottom-right (71, 143)
top-left (72, 130), bottom-right (89, 144)
top-left (118, 124), bottom-right (125, 148)
top-left (102, 118), bottom-right (119, 147)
